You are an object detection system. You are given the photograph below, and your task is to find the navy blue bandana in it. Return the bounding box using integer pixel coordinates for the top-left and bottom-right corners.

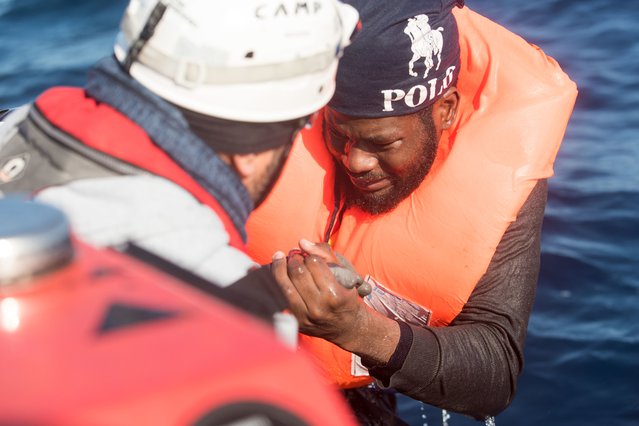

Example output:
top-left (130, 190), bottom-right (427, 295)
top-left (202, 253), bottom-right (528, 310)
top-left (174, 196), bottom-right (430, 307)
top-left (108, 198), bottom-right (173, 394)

top-left (329, 0), bottom-right (463, 117)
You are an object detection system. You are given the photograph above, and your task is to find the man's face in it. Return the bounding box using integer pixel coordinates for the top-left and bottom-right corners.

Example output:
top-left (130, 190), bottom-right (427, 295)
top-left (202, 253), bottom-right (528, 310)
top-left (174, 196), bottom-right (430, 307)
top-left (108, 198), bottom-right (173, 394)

top-left (324, 108), bottom-right (440, 215)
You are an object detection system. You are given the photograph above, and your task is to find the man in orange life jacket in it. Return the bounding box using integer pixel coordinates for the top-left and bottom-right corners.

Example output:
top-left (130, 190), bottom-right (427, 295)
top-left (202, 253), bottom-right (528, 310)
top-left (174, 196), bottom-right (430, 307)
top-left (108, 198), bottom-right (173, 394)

top-left (248, 0), bottom-right (577, 422)
top-left (0, 0), bottom-right (358, 321)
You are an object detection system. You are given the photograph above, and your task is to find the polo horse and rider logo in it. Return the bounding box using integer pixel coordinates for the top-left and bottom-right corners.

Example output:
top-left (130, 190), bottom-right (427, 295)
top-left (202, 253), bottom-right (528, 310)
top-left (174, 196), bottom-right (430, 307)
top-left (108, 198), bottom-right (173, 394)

top-left (404, 14), bottom-right (444, 78)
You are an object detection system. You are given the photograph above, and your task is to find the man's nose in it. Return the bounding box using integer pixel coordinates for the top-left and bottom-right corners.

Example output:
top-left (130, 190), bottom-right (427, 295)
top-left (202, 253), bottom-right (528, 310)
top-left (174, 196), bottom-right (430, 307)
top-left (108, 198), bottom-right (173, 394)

top-left (342, 144), bottom-right (377, 174)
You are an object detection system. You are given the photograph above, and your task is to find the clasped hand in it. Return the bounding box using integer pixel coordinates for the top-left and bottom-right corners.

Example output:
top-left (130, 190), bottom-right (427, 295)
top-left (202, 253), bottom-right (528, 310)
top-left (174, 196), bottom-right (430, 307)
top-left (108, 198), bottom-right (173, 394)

top-left (271, 239), bottom-right (370, 350)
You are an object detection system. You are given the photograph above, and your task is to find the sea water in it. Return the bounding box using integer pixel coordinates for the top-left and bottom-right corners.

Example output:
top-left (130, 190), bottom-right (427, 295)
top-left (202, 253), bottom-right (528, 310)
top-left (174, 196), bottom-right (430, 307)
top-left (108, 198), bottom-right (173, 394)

top-left (1, 0), bottom-right (637, 425)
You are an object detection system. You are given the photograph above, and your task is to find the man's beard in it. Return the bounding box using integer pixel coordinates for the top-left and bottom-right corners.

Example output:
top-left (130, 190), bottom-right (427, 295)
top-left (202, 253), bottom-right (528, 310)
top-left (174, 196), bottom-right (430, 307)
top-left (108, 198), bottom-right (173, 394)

top-left (341, 116), bottom-right (438, 215)
top-left (252, 144), bottom-right (291, 209)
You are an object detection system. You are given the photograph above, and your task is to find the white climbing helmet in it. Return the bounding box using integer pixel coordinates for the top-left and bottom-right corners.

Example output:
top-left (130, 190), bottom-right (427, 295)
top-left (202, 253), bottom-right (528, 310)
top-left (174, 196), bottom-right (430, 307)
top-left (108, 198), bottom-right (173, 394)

top-left (114, 0), bottom-right (359, 122)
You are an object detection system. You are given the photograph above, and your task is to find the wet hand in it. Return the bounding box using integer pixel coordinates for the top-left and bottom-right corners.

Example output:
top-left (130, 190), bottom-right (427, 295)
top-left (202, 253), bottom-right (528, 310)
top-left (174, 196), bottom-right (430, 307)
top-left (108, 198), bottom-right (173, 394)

top-left (271, 249), bottom-right (370, 349)
top-left (298, 239), bottom-right (372, 297)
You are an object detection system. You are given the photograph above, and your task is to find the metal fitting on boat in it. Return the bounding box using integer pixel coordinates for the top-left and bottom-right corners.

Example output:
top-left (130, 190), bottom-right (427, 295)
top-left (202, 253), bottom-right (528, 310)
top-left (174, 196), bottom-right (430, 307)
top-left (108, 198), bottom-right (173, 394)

top-left (0, 197), bottom-right (73, 286)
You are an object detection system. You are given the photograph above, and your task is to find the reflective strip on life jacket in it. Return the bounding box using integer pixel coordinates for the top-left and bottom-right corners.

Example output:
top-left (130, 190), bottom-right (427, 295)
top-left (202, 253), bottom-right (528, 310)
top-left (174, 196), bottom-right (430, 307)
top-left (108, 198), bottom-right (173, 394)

top-left (246, 6), bottom-right (577, 388)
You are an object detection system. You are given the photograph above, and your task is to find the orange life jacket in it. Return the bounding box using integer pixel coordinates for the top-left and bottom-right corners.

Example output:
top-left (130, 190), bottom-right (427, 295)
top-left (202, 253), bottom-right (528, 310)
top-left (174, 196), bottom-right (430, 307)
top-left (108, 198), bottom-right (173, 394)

top-left (246, 6), bottom-right (577, 388)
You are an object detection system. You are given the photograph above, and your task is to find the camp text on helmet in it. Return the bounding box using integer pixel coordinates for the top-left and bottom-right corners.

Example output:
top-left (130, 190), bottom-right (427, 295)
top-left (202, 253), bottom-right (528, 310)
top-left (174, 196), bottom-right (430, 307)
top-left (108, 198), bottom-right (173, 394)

top-left (255, 1), bottom-right (323, 19)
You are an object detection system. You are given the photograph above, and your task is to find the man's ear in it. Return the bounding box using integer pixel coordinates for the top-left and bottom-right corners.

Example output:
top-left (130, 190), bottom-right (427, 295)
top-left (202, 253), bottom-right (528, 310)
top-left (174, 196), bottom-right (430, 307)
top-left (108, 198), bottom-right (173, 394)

top-left (435, 87), bottom-right (459, 130)
top-left (225, 153), bottom-right (257, 179)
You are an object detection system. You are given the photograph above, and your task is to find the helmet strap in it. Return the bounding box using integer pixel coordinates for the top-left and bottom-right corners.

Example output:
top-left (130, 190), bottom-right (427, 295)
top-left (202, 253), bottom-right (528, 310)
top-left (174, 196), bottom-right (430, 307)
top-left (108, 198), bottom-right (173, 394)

top-left (123, 2), bottom-right (168, 73)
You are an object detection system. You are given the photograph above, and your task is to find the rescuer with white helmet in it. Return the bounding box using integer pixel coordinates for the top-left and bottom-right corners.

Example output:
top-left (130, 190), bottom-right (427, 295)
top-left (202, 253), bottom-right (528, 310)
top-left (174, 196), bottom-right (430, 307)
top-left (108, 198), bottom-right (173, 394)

top-left (0, 1), bottom-right (366, 423)
top-left (0, 0), bottom-right (359, 310)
